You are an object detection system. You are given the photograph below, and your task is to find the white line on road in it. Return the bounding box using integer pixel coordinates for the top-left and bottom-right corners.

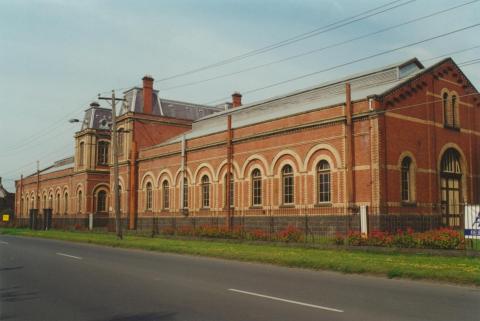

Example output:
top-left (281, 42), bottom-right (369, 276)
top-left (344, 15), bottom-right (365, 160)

top-left (228, 289), bottom-right (344, 313)
top-left (56, 252), bottom-right (82, 260)
top-left (0, 241), bottom-right (9, 245)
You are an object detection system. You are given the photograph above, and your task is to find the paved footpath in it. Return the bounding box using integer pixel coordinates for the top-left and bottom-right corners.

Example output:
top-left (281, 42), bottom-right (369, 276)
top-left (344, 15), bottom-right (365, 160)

top-left (0, 235), bottom-right (479, 321)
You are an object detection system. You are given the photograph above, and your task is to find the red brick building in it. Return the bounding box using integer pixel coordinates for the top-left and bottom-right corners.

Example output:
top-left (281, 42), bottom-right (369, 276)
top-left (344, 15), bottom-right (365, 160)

top-left (15, 58), bottom-right (480, 229)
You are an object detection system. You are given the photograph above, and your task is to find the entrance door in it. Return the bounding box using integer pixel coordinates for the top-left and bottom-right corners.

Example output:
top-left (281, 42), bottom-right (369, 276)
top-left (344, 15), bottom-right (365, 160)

top-left (440, 149), bottom-right (462, 227)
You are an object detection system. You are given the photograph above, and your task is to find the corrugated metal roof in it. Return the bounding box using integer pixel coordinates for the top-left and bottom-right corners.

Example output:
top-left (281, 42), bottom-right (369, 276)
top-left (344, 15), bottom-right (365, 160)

top-left (160, 58), bottom-right (424, 146)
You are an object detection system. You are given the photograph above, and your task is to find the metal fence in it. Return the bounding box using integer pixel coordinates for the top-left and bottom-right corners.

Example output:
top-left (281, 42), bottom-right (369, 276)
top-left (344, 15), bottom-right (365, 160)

top-left (8, 204), bottom-right (479, 250)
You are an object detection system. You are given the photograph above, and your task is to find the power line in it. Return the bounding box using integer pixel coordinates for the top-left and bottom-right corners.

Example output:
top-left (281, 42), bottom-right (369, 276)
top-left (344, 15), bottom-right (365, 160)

top-left (161, 0), bottom-right (480, 92)
top-left (154, 0), bottom-right (416, 83)
top-left (423, 44), bottom-right (480, 62)
top-left (204, 22), bottom-right (480, 105)
top-left (1, 97), bottom-right (96, 153)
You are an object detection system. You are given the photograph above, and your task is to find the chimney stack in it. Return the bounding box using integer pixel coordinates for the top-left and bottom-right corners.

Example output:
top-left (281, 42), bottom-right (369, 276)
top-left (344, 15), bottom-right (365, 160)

top-left (143, 75), bottom-right (154, 114)
top-left (232, 92), bottom-right (242, 108)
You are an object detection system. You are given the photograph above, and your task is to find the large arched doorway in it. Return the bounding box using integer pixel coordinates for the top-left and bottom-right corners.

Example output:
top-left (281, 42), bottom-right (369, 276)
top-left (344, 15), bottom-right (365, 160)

top-left (440, 148), bottom-right (462, 227)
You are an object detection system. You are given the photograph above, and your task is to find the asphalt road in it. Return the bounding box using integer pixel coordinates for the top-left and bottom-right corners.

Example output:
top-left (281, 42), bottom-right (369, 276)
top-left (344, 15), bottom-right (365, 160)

top-left (0, 235), bottom-right (479, 321)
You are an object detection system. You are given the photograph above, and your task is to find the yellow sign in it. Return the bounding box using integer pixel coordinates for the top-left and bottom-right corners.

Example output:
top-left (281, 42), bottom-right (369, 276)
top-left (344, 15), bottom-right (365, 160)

top-left (2, 214), bottom-right (9, 222)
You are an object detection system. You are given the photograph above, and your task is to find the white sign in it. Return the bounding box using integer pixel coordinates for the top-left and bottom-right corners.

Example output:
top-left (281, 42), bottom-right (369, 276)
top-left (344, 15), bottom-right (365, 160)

top-left (464, 205), bottom-right (480, 239)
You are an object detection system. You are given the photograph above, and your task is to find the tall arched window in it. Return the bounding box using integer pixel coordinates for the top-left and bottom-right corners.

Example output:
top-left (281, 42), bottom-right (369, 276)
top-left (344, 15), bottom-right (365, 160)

top-left (443, 92), bottom-right (449, 126)
top-left (56, 193), bottom-right (61, 214)
top-left (77, 191), bottom-right (83, 213)
top-left (451, 95), bottom-right (458, 128)
top-left (282, 165), bottom-right (294, 205)
top-left (146, 182), bottom-right (153, 210)
top-left (97, 190), bottom-right (107, 212)
top-left (64, 192), bottom-right (69, 214)
top-left (48, 194), bottom-right (53, 209)
top-left (440, 149), bottom-right (462, 226)
top-left (252, 169), bottom-right (262, 206)
top-left (162, 180), bottom-right (170, 209)
top-left (183, 178), bottom-right (188, 208)
top-left (224, 173), bottom-right (234, 208)
top-left (118, 186), bottom-right (122, 213)
top-left (201, 175), bottom-right (210, 208)
top-left (401, 157), bottom-right (413, 202)
top-left (79, 142), bottom-right (85, 167)
top-left (97, 141), bottom-right (109, 165)
top-left (43, 195), bottom-right (47, 210)
top-left (317, 160), bottom-right (331, 203)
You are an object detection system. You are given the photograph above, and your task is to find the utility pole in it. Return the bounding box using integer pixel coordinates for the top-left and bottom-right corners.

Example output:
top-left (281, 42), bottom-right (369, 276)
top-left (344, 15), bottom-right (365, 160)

top-left (99, 90), bottom-right (125, 240)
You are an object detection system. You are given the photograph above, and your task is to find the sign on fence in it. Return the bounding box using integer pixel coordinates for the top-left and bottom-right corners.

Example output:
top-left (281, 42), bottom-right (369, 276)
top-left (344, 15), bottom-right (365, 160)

top-left (464, 205), bottom-right (480, 239)
top-left (2, 214), bottom-right (9, 222)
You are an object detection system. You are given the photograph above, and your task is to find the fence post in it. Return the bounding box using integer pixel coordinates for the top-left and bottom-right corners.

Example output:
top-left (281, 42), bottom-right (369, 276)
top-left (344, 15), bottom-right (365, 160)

top-left (360, 205), bottom-right (368, 236)
top-left (89, 213), bottom-right (93, 231)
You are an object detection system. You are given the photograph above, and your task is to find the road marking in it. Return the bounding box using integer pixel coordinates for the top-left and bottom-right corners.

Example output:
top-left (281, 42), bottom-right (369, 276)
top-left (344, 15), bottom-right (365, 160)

top-left (56, 252), bottom-right (82, 260)
top-left (228, 289), bottom-right (344, 313)
top-left (0, 241), bottom-right (9, 245)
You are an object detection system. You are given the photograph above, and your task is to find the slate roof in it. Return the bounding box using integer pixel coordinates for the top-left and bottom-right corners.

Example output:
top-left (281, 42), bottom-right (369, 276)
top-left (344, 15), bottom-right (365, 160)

top-left (120, 87), bottom-right (222, 120)
top-left (81, 102), bottom-right (112, 131)
top-left (158, 58), bottom-right (426, 146)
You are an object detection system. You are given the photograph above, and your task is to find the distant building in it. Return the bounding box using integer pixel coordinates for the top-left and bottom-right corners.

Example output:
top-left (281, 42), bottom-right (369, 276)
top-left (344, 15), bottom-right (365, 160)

top-left (0, 177), bottom-right (15, 214)
top-left (15, 58), bottom-right (480, 229)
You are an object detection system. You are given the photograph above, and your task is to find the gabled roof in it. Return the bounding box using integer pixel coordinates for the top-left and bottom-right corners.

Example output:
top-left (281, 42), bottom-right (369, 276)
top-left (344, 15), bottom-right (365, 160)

top-left (120, 87), bottom-right (222, 120)
top-left (158, 57), bottom-right (426, 146)
top-left (24, 156), bottom-right (74, 178)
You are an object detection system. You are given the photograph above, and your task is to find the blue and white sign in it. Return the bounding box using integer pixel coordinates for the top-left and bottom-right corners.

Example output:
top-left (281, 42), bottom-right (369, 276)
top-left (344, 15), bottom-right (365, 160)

top-left (464, 205), bottom-right (480, 239)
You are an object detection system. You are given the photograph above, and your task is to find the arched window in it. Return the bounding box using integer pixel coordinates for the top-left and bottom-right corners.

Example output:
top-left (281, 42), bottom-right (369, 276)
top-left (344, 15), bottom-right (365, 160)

top-left (162, 180), bottom-right (170, 209)
top-left (401, 157), bottom-right (413, 202)
top-left (282, 165), bottom-right (294, 205)
top-left (64, 192), bottom-right (69, 213)
top-left (146, 182), bottom-right (153, 210)
top-left (182, 178), bottom-right (188, 209)
top-left (43, 195), bottom-right (47, 210)
top-left (56, 193), bottom-right (61, 214)
top-left (224, 173), bottom-right (234, 208)
top-left (118, 186), bottom-right (122, 213)
top-left (451, 95), bottom-right (458, 128)
top-left (79, 142), bottom-right (85, 167)
top-left (443, 92), bottom-right (449, 126)
top-left (97, 141), bottom-right (109, 165)
top-left (201, 175), bottom-right (210, 208)
top-left (117, 129), bottom-right (124, 156)
top-left (97, 190), bottom-right (107, 212)
top-left (77, 191), bottom-right (83, 213)
top-left (26, 197), bottom-right (29, 213)
top-left (440, 149), bottom-right (462, 226)
top-left (48, 194), bottom-right (53, 208)
top-left (317, 160), bottom-right (331, 203)
top-left (252, 169), bottom-right (262, 206)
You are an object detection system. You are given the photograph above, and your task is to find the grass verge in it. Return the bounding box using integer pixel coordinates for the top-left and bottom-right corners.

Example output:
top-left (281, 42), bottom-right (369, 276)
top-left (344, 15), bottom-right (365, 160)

top-left (1, 227), bottom-right (479, 286)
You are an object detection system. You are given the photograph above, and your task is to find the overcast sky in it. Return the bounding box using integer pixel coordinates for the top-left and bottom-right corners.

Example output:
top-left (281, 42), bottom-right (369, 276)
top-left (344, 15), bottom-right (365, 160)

top-left (1, 0), bottom-right (479, 191)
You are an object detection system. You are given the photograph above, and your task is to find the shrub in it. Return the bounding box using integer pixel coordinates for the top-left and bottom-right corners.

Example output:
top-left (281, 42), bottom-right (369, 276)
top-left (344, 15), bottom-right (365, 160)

top-left (275, 225), bottom-right (304, 243)
top-left (176, 226), bottom-right (194, 236)
top-left (367, 230), bottom-right (393, 247)
top-left (416, 228), bottom-right (464, 250)
top-left (160, 226), bottom-right (175, 236)
top-left (247, 229), bottom-right (270, 241)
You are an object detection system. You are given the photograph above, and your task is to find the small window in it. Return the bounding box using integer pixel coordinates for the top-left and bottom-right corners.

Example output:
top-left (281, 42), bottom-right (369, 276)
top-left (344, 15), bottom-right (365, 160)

top-left (317, 160), bottom-right (331, 203)
top-left (282, 165), bottom-right (294, 205)
top-left (162, 180), bottom-right (170, 209)
top-left (401, 157), bottom-right (413, 202)
top-left (79, 142), bottom-right (85, 166)
top-left (251, 169), bottom-right (262, 206)
top-left (97, 141), bottom-right (109, 165)
top-left (117, 129), bottom-right (124, 156)
top-left (201, 175), bottom-right (210, 208)
top-left (146, 182), bottom-right (153, 210)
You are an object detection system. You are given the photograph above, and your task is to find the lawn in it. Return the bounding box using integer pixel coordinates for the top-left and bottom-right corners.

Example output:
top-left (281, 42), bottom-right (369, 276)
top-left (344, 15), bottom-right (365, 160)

top-left (1, 227), bottom-right (479, 286)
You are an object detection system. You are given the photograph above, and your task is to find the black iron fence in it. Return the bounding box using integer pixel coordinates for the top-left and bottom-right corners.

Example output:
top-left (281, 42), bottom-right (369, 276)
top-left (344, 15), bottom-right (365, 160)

top-left (8, 204), bottom-right (480, 250)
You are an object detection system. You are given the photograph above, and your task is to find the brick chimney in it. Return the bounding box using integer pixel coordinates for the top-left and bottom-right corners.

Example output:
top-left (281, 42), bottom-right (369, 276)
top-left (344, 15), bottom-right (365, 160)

top-left (142, 75), bottom-right (154, 114)
top-left (232, 92), bottom-right (242, 108)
